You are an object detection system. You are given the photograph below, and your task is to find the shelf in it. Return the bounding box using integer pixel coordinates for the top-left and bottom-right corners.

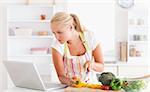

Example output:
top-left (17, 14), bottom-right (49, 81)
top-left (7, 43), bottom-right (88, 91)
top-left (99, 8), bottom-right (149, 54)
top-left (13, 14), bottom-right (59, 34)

top-left (128, 25), bottom-right (147, 28)
top-left (127, 57), bottom-right (147, 62)
top-left (128, 29), bottom-right (147, 33)
top-left (8, 54), bottom-right (52, 57)
top-left (7, 4), bottom-right (54, 8)
top-left (8, 20), bottom-right (50, 23)
top-left (8, 36), bottom-right (54, 39)
top-left (127, 9), bottom-right (148, 64)
top-left (105, 62), bottom-right (149, 66)
top-left (128, 41), bottom-right (148, 44)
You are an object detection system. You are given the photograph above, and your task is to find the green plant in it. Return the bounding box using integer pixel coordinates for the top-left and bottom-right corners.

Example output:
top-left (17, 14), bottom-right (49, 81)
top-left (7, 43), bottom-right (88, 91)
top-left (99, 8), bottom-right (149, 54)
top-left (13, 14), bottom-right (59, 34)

top-left (110, 78), bottom-right (122, 90)
top-left (122, 80), bottom-right (146, 92)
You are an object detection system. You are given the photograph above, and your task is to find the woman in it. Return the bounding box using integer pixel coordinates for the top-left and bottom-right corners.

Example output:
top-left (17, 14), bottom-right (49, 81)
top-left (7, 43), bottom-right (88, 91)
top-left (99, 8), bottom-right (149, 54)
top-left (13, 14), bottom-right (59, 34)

top-left (51, 12), bottom-right (104, 86)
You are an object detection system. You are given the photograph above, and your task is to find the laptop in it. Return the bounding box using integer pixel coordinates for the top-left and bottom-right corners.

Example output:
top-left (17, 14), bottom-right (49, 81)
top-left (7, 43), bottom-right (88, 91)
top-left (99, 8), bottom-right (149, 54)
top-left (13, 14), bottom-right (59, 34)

top-left (3, 60), bottom-right (67, 91)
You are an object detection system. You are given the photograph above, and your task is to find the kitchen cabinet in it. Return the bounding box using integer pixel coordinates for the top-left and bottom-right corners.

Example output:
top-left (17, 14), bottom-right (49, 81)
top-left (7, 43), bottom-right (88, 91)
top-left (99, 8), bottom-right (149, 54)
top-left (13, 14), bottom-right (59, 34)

top-left (118, 65), bottom-right (149, 78)
top-left (127, 7), bottom-right (148, 63)
top-left (5, 4), bottom-right (56, 88)
top-left (104, 63), bottom-right (149, 78)
top-left (7, 5), bottom-right (55, 74)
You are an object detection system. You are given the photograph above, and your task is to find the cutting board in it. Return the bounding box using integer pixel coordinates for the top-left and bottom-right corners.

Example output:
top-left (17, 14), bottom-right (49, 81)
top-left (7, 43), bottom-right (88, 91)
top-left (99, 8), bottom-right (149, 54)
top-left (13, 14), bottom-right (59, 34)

top-left (65, 87), bottom-right (124, 92)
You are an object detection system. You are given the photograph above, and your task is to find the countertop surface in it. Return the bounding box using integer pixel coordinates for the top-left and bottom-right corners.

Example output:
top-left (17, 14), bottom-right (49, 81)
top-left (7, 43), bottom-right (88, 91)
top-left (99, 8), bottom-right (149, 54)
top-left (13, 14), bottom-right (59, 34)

top-left (3, 87), bottom-right (124, 92)
top-left (4, 82), bottom-right (150, 92)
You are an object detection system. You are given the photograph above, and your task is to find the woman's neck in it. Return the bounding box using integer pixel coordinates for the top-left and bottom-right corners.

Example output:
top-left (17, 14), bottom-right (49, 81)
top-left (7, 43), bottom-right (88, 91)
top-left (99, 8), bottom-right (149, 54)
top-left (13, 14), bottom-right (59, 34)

top-left (67, 31), bottom-right (81, 45)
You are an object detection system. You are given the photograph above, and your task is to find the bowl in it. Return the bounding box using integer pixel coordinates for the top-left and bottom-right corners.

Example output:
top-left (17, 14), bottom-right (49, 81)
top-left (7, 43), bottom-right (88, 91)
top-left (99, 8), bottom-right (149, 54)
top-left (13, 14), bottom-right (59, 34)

top-left (30, 47), bottom-right (49, 54)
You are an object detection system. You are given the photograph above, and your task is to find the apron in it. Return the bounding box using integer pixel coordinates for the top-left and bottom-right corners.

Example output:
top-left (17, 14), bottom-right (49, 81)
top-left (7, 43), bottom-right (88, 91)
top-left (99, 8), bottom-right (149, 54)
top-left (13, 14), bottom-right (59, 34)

top-left (63, 32), bottom-right (98, 83)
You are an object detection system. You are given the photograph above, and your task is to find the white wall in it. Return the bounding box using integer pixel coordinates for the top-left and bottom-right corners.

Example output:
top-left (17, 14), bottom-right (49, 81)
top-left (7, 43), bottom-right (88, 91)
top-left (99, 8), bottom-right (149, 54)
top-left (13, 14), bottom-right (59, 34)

top-left (115, 0), bottom-right (128, 60)
top-left (0, 4), bottom-right (8, 92)
top-left (67, 0), bottom-right (116, 61)
top-left (0, 0), bottom-right (26, 4)
top-left (0, 4), bottom-right (3, 92)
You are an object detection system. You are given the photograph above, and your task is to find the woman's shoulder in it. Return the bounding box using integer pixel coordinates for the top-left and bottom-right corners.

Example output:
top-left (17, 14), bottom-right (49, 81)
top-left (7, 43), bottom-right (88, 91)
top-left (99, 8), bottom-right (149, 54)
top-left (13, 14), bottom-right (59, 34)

top-left (83, 31), bottom-right (99, 51)
top-left (83, 31), bottom-right (95, 39)
top-left (51, 39), bottom-right (65, 55)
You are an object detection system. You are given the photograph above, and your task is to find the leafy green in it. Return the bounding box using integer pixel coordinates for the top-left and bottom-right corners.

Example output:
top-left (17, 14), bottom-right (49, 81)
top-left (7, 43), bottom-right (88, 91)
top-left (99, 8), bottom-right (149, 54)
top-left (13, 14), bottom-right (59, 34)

top-left (122, 80), bottom-right (146, 92)
top-left (110, 78), bottom-right (122, 90)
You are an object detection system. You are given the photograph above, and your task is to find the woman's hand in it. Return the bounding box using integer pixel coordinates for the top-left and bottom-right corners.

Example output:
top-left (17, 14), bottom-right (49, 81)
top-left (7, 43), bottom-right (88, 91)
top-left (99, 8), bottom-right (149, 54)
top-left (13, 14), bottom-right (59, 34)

top-left (69, 78), bottom-right (76, 86)
top-left (83, 61), bottom-right (93, 72)
top-left (59, 75), bottom-right (76, 86)
top-left (70, 76), bottom-right (80, 87)
top-left (70, 76), bottom-right (87, 88)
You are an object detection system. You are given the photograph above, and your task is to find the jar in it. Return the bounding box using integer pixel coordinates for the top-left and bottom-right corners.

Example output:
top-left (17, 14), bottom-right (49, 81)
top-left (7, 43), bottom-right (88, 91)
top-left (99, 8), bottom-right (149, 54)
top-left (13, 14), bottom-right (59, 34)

top-left (129, 47), bottom-right (136, 57)
top-left (40, 14), bottom-right (46, 20)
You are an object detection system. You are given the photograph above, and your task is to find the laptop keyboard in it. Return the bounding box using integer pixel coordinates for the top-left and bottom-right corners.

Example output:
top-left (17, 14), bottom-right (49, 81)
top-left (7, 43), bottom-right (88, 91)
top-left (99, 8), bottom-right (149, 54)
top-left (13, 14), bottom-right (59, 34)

top-left (44, 83), bottom-right (67, 89)
top-left (40, 75), bottom-right (67, 89)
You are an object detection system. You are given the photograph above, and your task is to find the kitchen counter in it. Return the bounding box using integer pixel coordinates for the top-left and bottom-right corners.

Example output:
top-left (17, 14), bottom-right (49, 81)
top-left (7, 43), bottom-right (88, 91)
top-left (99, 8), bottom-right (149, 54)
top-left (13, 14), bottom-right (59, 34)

top-left (104, 62), bottom-right (150, 67)
top-left (4, 82), bottom-right (150, 92)
top-left (3, 87), bottom-right (122, 92)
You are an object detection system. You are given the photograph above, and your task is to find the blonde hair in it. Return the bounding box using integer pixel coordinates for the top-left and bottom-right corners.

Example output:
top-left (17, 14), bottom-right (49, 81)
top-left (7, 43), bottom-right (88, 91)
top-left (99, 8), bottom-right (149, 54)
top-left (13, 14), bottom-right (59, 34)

top-left (51, 12), bottom-right (86, 32)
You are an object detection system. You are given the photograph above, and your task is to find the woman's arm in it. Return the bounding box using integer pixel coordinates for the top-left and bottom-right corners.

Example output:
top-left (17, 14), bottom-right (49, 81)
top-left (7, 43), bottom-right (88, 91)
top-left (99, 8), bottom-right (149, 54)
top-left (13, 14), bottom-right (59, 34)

top-left (52, 48), bottom-right (73, 85)
top-left (92, 44), bottom-right (104, 72)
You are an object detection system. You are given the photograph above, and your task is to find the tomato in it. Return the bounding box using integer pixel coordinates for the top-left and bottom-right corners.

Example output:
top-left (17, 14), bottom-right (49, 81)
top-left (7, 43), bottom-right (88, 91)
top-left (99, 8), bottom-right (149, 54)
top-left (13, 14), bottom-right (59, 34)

top-left (101, 85), bottom-right (110, 90)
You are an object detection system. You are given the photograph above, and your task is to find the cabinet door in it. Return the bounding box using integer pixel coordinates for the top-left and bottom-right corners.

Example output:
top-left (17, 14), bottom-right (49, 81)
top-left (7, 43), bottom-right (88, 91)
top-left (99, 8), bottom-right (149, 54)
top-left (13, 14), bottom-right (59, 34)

top-left (103, 66), bottom-right (118, 76)
top-left (118, 66), bottom-right (149, 78)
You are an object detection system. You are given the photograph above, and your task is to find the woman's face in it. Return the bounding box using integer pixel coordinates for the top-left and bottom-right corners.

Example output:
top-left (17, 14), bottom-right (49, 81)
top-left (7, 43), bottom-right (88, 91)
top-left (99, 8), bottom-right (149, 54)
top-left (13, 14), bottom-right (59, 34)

top-left (51, 22), bottom-right (72, 44)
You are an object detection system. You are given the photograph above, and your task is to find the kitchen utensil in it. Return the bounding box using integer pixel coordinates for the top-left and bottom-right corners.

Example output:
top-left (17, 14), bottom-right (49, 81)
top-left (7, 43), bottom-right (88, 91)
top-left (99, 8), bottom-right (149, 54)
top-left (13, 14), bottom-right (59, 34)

top-left (84, 70), bottom-right (89, 83)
